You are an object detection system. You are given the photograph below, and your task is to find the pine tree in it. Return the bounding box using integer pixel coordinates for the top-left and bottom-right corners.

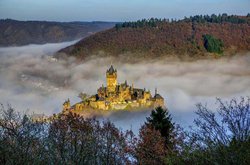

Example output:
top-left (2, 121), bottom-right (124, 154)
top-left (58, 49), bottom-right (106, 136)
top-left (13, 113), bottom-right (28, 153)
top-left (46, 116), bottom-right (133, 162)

top-left (146, 107), bottom-right (175, 150)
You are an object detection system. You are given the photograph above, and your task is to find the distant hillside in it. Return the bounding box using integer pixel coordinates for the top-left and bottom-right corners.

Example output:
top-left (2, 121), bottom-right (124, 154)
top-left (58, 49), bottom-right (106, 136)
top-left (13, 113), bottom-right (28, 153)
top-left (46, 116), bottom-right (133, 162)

top-left (58, 14), bottom-right (250, 61)
top-left (0, 19), bottom-right (116, 46)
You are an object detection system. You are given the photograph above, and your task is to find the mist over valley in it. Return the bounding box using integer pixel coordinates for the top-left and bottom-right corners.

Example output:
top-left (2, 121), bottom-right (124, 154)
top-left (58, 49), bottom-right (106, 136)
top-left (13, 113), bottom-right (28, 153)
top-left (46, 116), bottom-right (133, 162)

top-left (1, 0), bottom-right (250, 162)
top-left (0, 41), bottom-right (249, 131)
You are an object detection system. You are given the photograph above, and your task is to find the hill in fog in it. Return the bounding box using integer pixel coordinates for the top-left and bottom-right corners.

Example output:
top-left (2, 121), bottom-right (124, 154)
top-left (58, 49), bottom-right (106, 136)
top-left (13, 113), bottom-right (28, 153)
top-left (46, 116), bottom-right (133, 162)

top-left (58, 14), bottom-right (250, 62)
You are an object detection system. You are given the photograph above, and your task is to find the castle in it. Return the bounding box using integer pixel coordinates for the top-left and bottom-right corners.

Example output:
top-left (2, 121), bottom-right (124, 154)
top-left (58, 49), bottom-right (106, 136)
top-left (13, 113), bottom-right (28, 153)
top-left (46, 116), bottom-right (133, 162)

top-left (63, 65), bottom-right (164, 112)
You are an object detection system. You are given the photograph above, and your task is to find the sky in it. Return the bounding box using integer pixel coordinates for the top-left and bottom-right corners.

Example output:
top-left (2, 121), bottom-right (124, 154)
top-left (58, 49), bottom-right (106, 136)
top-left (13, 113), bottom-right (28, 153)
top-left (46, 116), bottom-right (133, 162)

top-left (0, 0), bottom-right (249, 21)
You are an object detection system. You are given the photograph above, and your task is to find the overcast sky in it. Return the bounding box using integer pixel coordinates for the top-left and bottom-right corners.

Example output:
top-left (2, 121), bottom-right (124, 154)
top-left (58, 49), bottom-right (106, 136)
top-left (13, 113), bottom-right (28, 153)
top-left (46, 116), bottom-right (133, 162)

top-left (0, 0), bottom-right (249, 21)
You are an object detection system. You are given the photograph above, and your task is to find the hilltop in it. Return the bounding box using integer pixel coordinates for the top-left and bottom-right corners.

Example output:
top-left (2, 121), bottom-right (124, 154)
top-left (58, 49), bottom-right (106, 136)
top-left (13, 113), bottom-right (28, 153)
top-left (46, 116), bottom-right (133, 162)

top-left (0, 19), bottom-right (116, 46)
top-left (58, 14), bottom-right (250, 61)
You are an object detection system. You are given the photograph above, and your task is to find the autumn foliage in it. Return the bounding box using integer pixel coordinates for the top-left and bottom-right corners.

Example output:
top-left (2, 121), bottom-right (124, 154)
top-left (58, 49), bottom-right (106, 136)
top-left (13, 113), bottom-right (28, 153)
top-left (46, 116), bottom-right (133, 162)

top-left (0, 97), bottom-right (249, 164)
top-left (60, 14), bottom-right (250, 61)
top-left (136, 125), bottom-right (166, 165)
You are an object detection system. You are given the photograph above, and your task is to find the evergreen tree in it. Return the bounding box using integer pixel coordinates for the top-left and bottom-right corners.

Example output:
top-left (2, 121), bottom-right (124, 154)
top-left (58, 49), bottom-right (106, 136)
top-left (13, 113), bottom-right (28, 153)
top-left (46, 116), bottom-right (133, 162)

top-left (203, 34), bottom-right (224, 54)
top-left (146, 107), bottom-right (175, 149)
top-left (115, 23), bottom-right (122, 30)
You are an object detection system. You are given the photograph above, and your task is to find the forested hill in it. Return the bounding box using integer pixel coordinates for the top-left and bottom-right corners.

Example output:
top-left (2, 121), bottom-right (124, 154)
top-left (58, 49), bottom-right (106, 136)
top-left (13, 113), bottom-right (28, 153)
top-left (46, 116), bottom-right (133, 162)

top-left (0, 19), bottom-right (116, 46)
top-left (58, 14), bottom-right (250, 61)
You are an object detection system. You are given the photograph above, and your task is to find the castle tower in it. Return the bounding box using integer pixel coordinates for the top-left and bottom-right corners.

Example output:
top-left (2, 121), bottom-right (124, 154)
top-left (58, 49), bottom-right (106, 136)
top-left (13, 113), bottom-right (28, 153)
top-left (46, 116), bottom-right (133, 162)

top-left (106, 65), bottom-right (117, 93)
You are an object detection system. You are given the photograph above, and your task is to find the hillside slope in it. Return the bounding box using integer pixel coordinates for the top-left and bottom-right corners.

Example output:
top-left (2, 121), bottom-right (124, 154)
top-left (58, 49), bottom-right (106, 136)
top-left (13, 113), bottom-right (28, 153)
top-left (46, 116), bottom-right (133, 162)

top-left (0, 19), bottom-right (115, 46)
top-left (59, 15), bottom-right (250, 61)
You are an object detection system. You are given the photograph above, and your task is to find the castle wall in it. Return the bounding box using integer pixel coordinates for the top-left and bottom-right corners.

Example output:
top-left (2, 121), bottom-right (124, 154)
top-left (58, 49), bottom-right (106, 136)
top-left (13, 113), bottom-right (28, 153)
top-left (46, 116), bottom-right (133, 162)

top-left (89, 100), bottom-right (107, 110)
top-left (97, 100), bottom-right (106, 110)
top-left (111, 103), bottom-right (127, 110)
top-left (119, 87), bottom-right (131, 101)
top-left (75, 103), bottom-right (84, 111)
top-left (90, 101), bottom-right (98, 109)
top-left (144, 92), bottom-right (151, 100)
top-left (130, 101), bottom-right (140, 108)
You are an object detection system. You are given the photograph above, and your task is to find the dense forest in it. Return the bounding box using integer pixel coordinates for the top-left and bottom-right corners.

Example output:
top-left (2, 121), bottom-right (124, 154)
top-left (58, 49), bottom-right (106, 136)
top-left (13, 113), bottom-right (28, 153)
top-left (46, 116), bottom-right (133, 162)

top-left (59, 14), bottom-right (250, 61)
top-left (0, 97), bottom-right (249, 164)
top-left (115, 14), bottom-right (250, 29)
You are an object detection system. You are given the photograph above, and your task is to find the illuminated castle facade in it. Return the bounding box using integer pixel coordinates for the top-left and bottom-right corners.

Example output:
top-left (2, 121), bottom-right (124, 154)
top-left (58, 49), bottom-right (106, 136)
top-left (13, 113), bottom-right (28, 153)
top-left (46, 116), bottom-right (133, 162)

top-left (63, 65), bottom-right (164, 111)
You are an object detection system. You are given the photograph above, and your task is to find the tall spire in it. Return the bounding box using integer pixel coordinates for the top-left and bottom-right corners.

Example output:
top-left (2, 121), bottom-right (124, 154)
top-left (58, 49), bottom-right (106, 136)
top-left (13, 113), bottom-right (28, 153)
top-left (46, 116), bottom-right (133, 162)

top-left (155, 88), bottom-right (157, 95)
top-left (107, 65), bottom-right (116, 74)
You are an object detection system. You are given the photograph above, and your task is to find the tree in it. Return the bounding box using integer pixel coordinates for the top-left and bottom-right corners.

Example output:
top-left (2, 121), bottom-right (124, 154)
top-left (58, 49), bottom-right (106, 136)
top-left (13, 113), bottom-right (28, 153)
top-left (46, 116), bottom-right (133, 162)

top-left (203, 34), bottom-right (224, 54)
top-left (136, 125), bottom-right (166, 165)
top-left (146, 107), bottom-right (175, 150)
top-left (47, 112), bottom-right (98, 164)
top-left (115, 23), bottom-right (122, 30)
top-left (0, 106), bottom-right (136, 164)
top-left (97, 120), bottom-right (131, 164)
top-left (47, 113), bottom-right (134, 164)
top-left (0, 104), bottom-right (46, 164)
top-left (187, 97), bottom-right (250, 164)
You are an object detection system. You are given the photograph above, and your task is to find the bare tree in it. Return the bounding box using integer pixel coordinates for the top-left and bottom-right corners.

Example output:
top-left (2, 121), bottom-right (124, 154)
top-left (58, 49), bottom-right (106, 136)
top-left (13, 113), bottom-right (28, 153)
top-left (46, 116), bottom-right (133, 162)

top-left (186, 97), bottom-right (250, 164)
top-left (0, 104), bottom-right (46, 164)
top-left (192, 97), bottom-right (250, 147)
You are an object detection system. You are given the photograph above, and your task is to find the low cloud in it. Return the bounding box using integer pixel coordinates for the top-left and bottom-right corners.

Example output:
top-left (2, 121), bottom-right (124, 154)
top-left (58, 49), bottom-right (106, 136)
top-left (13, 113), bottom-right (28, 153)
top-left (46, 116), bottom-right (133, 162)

top-left (0, 42), bottom-right (249, 130)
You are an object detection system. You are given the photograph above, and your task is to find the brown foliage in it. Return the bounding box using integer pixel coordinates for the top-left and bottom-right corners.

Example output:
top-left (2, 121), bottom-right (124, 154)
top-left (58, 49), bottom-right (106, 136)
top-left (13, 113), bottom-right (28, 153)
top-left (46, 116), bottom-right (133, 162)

top-left (0, 109), bottom-right (137, 164)
top-left (136, 125), bottom-right (166, 165)
top-left (60, 20), bottom-right (250, 61)
top-left (48, 112), bottom-right (135, 164)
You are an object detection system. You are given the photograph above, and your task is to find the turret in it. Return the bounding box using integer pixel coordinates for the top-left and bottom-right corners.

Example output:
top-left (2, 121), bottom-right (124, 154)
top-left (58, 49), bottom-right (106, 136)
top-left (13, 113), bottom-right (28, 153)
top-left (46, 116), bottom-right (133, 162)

top-left (153, 88), bottom-right (164, 108)
top-left (130, 83), bottom-right (134, 93)
top-left (63, 99), bottom-right (71, 112)
top-left (106, 65), bottom-right (117, 93)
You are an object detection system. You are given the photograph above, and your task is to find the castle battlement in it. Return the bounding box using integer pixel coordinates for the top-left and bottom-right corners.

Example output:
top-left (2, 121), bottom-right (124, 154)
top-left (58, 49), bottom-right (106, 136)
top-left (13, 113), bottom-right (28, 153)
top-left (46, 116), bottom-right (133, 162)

top-left (63, 65), bottom-right (164, 112)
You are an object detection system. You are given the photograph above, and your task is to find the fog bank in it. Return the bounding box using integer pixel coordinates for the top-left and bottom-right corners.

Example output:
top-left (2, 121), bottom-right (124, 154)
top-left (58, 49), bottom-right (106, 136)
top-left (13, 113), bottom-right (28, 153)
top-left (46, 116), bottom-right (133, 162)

top-left (0, 42), bottom-right (249, 130)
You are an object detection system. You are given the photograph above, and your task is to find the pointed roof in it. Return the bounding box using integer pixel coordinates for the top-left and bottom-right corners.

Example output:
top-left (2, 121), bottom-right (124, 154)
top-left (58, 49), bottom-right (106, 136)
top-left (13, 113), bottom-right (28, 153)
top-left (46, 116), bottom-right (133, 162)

top-left (107, 65), bottom-right (116, 74)
top-left (154, 94), bottom-right (164, 100)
